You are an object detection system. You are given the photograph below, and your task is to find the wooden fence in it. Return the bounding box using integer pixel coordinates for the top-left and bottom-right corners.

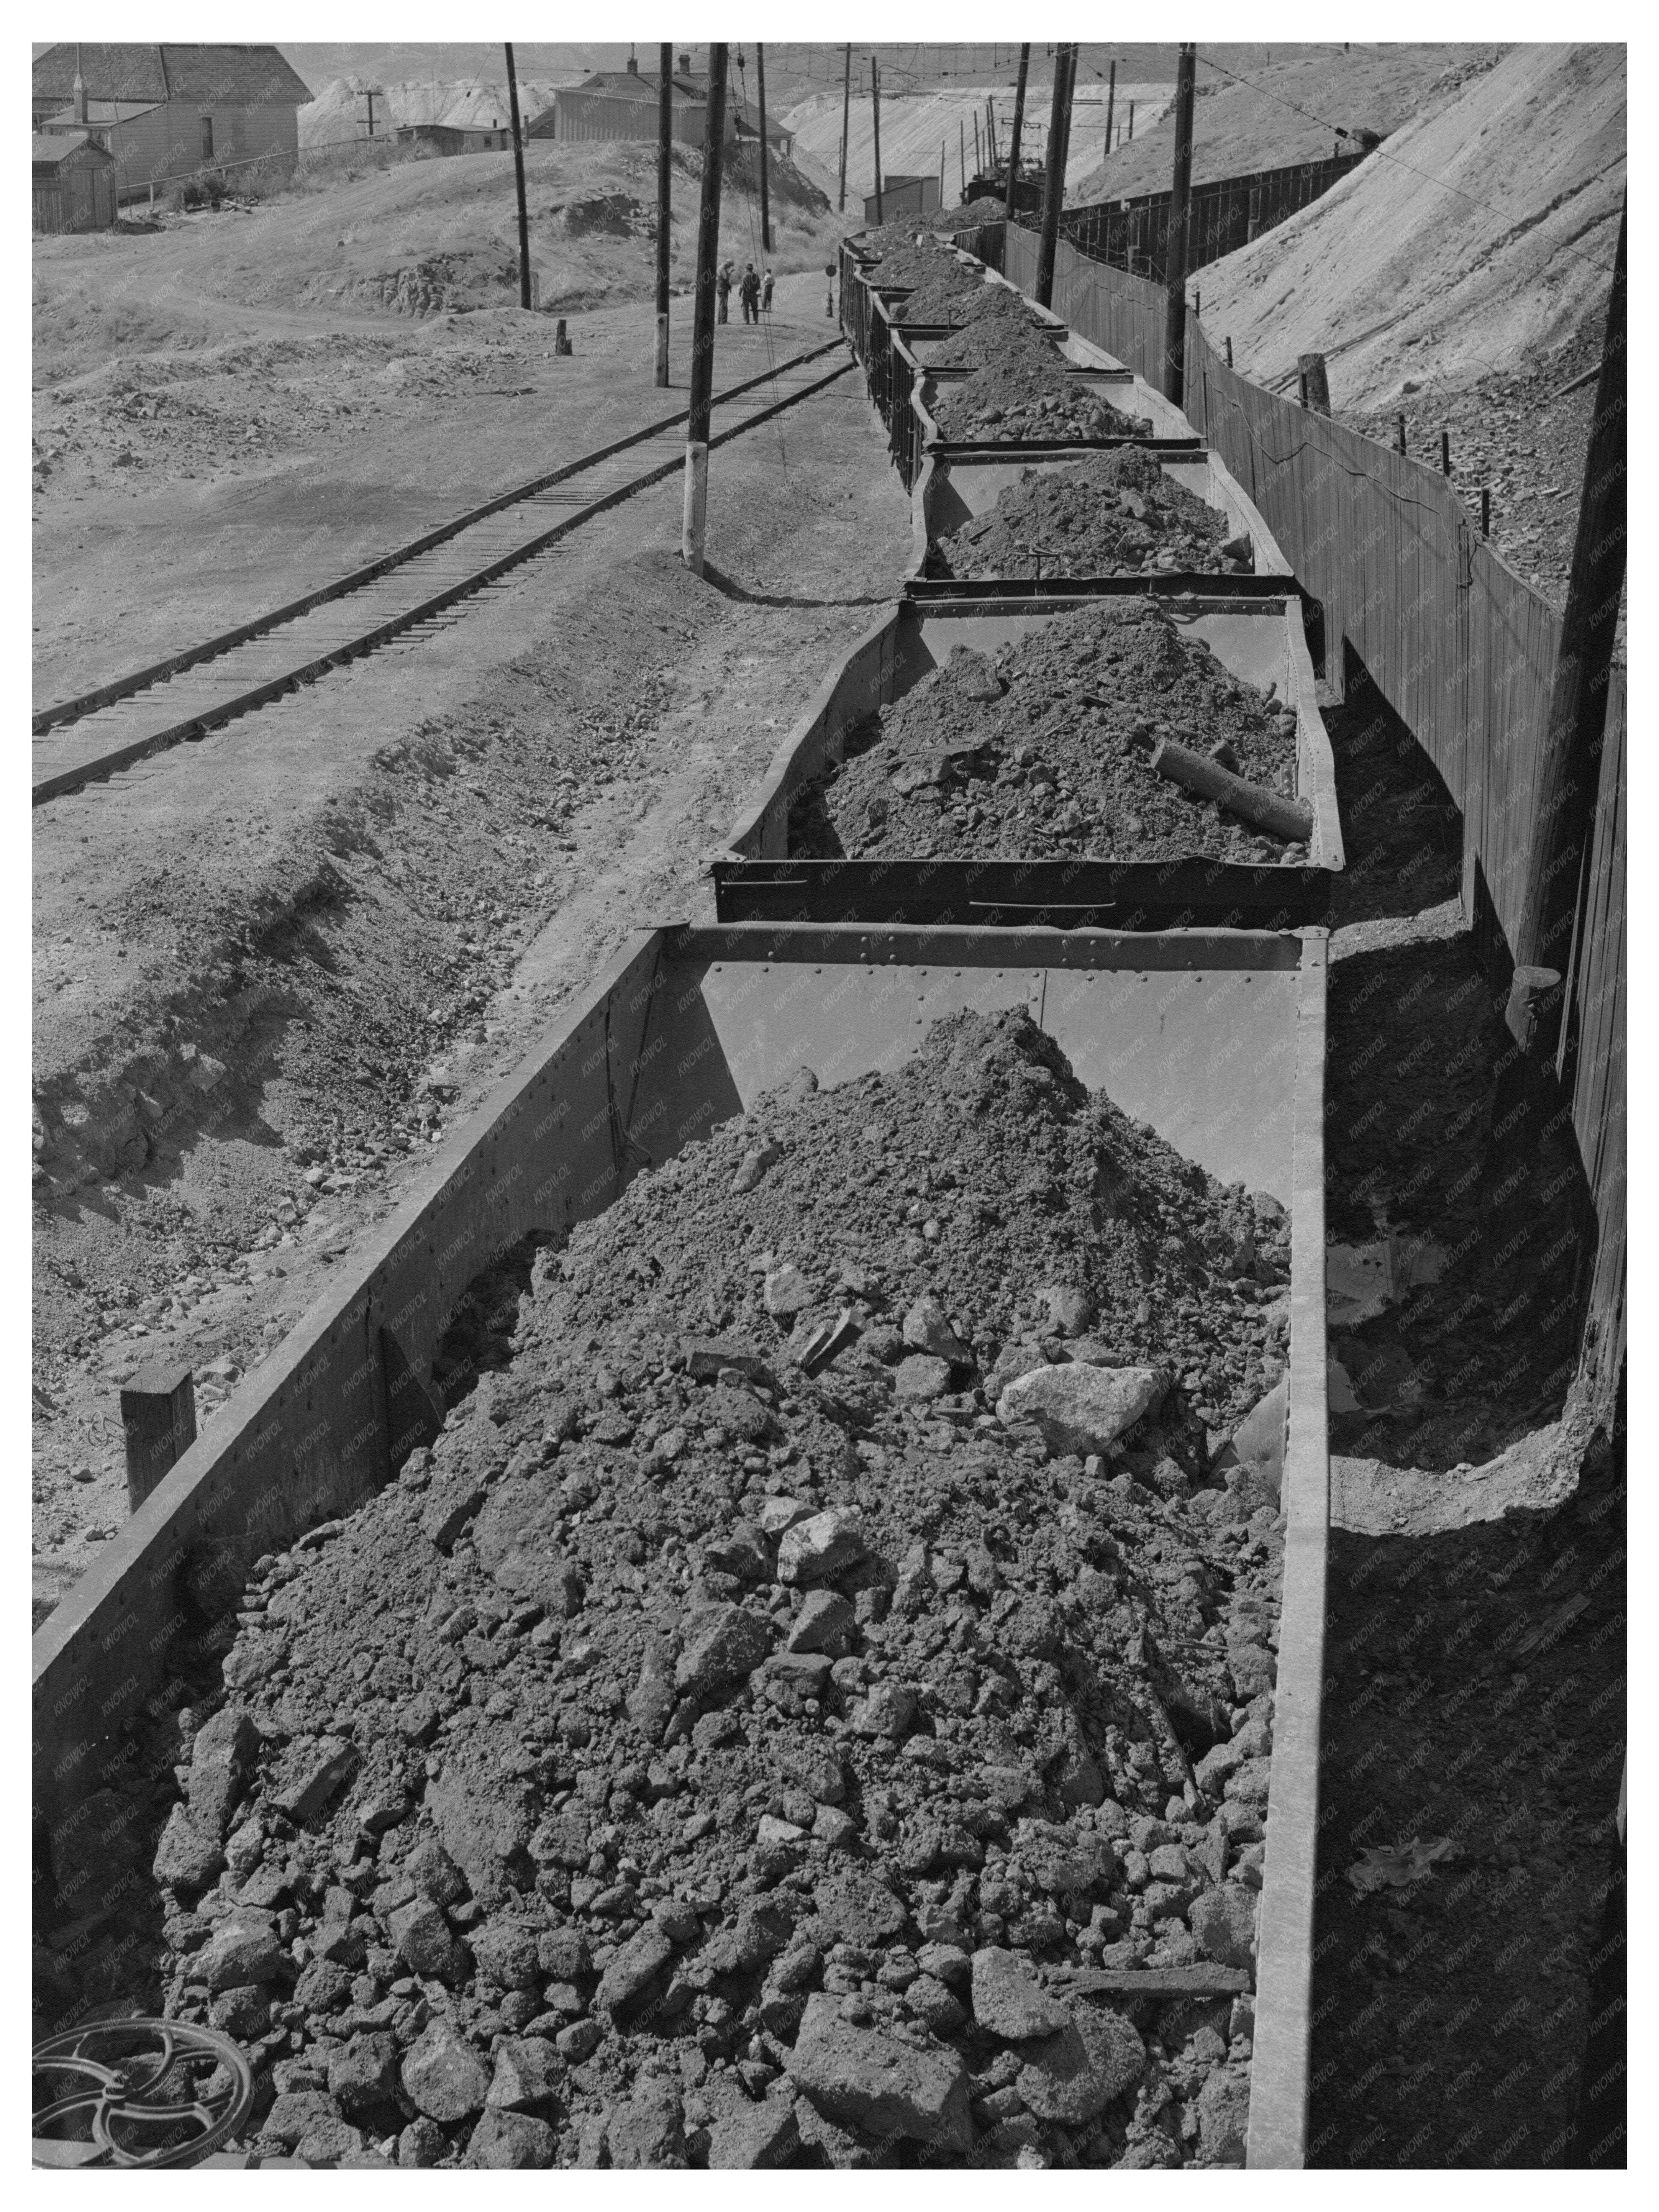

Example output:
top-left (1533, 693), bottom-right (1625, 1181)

top-left (983, 221), bottom-right (1625, 1420)
top-left (1055, 150), bottom-right (1369, 284)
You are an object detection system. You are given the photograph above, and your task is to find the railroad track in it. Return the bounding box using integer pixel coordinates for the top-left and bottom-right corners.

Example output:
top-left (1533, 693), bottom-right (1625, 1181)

top-left (31, 340), bottom-right (853, 807)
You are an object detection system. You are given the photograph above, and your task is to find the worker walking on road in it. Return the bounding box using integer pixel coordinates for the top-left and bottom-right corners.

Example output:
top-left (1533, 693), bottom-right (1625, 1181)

top-left (825, 261), bottom-right (835, 318)
top-left (716, 261), bottom-right (732, 323)
top-left (740, 262), bottom-right (761, 323)
top-left (762, 268), bottom-right (775, 314)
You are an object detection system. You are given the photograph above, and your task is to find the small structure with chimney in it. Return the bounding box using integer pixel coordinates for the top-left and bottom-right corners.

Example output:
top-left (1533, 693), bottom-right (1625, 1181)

top-left (32, 43), bottom-right (312, 200)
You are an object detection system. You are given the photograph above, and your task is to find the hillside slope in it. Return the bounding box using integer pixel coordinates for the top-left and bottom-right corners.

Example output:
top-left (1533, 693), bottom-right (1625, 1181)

top-left (34, 137), bottom-right (839, 354)
top-left (301, 74), bottom-right (578, 146)
top-left (1192, 42), bottom-right (1624, 406)
top-left (787, 81), bottom-right (1172, 210)
top-left (1072, 43), bottom-right (1473, 202)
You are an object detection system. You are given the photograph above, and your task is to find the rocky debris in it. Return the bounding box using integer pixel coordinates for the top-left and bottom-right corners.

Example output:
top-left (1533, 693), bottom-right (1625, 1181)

top-left (124, 1009), bottom-right (1281, 2168)
top-left (889, 262), bottom-right (1004, 327)
top-left (403, 2019), bottom-right (493, 2122)
top-left (152, 1802), bottom-right (226, 1894)
top-left (970, 1946), bottom-right (1070, 2038)
top-left (786, 1991), bottom-right (973, 2154)
top-left (708, 2092), bottom-right (802, 2168)
top-left (933, 449), bottom-right (1248, 582)
top-left (187, 1704), bottom-right (261, 1838)
top-left (997, 1364), bottom-right (1166, 1456)
top-left (796, 599), bottom-right (1305, 866)
top-left (1188, 1885), bottom-right (1258, 1970)
top-left (465, 2106), bottom-right (561, 2168)
top-left (1341, 312), bottom-right (1610, 623)
top-left (1017, 2006), bottom-right (1144, 2124)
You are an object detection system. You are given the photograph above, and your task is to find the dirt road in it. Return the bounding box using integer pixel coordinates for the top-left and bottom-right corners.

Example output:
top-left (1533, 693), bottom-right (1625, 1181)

top-left (32, 271), bottom-right (909, 1624)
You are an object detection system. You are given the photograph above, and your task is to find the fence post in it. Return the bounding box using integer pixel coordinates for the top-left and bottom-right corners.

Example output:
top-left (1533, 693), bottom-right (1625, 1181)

top-left (121, 1364), bottom-right (197, 1513)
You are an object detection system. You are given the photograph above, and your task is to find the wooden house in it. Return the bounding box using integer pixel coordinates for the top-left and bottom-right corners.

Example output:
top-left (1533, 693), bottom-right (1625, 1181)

top-left (32, 44), bottom-right (312, 199)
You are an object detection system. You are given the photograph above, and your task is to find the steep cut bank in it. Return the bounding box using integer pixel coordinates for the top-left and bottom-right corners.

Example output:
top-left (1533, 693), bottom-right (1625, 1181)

top-left (1190, 42), bottom-right (1624, 407)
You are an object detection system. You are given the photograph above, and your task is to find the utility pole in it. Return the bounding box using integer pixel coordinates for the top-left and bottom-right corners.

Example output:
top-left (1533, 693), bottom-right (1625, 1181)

top-left (838, 43), bottom-right (851, 214)
top-left (973, 110), bottom-right (981, 181)
top-left (1104, 61), bottom-right (1116, 167)
top-left (1035, 43), bottom-right (1073, 308)
top-left (960, 119), bottom-right (967, 199)
top-left (871, 57), bottom-right (883, 224)
top-left (359, 86), bottom-right (382, 139)
top-left (1127, 99), bottom-right (1134, 143)
top-left (1511, 194), bottom-right (1627, 1056)
top-left (756, 42), bottom-right (772, 254)
top-left (683, 43), bottom-right (727, 578)
top-left (1004, 43), bottom-right (1029, 222)
top-left (504, 44), bottom-right (531, 310)
top-left (1162, 43), bottom-right (1197, 407)
top-left (654, 42), bottom-right (672, 384)
top-left (1055, 41), bottom-right (1076, 193)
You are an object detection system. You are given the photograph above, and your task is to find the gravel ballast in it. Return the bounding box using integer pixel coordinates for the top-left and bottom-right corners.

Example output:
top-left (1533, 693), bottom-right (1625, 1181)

top-left (794, 599), bottom-right (1305, 865)
top-left (138, 1010), bottom-right (1289, 2169)
top-left (933, 450), bottom-right (1252, 584)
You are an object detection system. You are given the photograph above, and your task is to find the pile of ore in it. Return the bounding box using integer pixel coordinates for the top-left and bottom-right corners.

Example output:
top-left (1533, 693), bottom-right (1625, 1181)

top-left (797, 600), bottom-right (1305, 865)
top-left (929, 334), bottom-right (1154, 444)
top-left (138, 1012), bottom-right (1288, 2169)
top-left (891, 266), bottom-right (1007, 327)
top-left (933, 449), bottom-right (1253, 582)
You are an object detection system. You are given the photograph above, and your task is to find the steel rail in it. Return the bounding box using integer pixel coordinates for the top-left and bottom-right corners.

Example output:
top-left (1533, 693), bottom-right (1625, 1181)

top-left (33, 348), bottom-right (854, 807)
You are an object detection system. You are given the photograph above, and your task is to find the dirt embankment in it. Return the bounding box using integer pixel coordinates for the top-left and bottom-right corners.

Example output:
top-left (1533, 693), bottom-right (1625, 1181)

top-left (57, 1008), bottom-right (1293, 2169)
top-left (797, 601), bottom-right (1301, 866)
top-left (1192, 43), bottom-right (1624, 408)
top-left (1071, 44), bottom-right (1476, 205)
top-left (1340, 322), bottom-right (1606, 614)
top-left (31, 292), bottom-right (910, 1618)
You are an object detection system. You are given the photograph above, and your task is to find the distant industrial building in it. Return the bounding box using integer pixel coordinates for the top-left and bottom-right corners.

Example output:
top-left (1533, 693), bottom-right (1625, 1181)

top-left (535, 53), bottom-right (793, 156)
top-left (393, 121), bottom-right (515, 156)
top-left (864, 174), bottom-right (943, 225)
top-left (32, 130), bottom-right (116, 233)
top-left (32, 43), bottom-right (313, 199)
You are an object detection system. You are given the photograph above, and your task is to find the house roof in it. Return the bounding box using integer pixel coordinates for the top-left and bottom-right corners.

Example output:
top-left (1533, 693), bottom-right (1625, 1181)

top-left (568, 70), bottom-right (701, 104)
top-left (33, 44), bottom-right (313, 108)
top-left (33, 130), bottom-right (110, 164)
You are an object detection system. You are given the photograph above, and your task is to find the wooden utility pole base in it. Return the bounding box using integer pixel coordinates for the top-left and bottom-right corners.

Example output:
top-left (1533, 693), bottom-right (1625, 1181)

top-left (1297, 352), bottom-right (1331, 414)
top-left (120, 1362), bottom-right (196, 1513)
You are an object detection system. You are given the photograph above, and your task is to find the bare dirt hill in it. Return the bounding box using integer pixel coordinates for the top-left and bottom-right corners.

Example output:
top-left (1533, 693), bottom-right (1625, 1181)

top-left (33, 135), bottom-right (839, 355)
top-left (299, 74), bottom-right (580, 148)
top-left (788, 81), bottom-right (1169, 210)
top-left (1190, 42), bottom-right (1625, 407)
top-left (1072, 43), bottom-right (1473, 203)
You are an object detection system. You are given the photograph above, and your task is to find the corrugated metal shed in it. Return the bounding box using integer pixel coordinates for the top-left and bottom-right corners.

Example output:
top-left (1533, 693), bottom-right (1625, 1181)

top-left (863, 174), bottom-right (941, 224)
top-left (550, 83), bottom-right (718, 148)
